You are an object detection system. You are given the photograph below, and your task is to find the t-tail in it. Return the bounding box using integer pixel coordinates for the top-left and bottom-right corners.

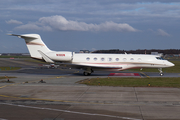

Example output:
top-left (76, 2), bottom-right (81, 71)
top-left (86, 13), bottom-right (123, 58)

top-left (9, 34), bottom-right (73, 63)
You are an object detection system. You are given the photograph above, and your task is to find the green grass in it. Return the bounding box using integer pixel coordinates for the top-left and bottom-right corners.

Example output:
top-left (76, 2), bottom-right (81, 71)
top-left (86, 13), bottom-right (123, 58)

top-left (0, 76), bottom-right (16, 83)
top-left (79, 77), bottom-right (180, 87)
top-left (129, 61), bottom-right (180, 73)
top-left (0, 67), bottom-right (21, 71)
top-left (0, 56), bottom-right (30, 58)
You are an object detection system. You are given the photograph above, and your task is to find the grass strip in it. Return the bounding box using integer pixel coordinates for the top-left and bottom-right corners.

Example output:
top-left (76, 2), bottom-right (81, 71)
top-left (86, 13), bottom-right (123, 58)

top-left (0, 67), bottom-right (21, 71)
top-left (0, 56), bottom-right (30, 58)
top-left (0, 76), bottom-right (16, 83)
top-left (79, 77), bottom-right (180, 88)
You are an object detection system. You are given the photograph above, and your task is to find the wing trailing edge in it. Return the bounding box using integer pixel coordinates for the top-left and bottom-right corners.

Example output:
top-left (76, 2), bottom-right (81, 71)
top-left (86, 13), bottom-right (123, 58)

top-left (38, 50), bottom-right (54, 63)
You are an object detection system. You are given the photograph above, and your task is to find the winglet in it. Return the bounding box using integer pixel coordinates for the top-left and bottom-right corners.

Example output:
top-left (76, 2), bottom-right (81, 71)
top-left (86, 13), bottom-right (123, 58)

top-left (38, 50), bottom-right (54, 63)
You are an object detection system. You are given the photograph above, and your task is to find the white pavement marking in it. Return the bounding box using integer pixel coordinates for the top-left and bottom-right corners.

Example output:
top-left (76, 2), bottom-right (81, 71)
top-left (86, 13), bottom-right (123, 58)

top-left (1, 103), bottom-right (142, 120)
top-left (0, 118), bottom-right (8, 120)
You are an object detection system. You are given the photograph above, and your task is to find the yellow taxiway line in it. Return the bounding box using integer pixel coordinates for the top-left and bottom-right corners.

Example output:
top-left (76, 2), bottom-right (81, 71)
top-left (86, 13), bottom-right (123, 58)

top-left (140, 72), bottom-right (150, 78)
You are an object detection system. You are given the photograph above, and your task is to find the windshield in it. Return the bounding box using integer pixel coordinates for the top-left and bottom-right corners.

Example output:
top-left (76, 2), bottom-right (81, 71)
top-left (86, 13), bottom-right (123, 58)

top-left (156, 57), bottom-right (164, 60)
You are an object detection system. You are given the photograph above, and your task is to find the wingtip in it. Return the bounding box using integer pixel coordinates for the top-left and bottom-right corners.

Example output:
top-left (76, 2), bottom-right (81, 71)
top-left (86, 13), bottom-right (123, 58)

top-left (7, 33), bottom-right (13, 36)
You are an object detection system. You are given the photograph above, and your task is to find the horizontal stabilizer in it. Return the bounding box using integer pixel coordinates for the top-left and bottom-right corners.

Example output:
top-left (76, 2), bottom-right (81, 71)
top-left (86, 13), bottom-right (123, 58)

top-left (38, 50), bottom-right (54, 63)
top-left (8, 34), bottom-right (38, 39)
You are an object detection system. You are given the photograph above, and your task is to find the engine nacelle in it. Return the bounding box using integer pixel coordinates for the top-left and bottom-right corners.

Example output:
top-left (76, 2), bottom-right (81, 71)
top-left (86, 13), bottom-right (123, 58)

top-left (46, 51), bottom-right (73, 61)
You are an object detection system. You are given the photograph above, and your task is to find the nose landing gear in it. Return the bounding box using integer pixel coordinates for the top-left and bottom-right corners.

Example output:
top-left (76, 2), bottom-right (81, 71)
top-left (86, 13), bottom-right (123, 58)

top-left (158, 68), bottom-right (164, 76)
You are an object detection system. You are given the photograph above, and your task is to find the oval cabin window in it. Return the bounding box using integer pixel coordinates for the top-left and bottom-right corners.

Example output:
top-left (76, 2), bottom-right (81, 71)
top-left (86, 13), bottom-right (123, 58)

top-left (101, 58), bottom-right (105, 61)
top-left (86, 57), bottom-right (90, 61)
top-left (94, 57), bottom-right (97, 61)
top-left (116, 58), bottom-right (119, 61)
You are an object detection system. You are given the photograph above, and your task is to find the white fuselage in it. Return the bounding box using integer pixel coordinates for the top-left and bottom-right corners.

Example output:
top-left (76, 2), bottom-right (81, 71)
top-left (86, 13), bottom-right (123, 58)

top-left (49, 52), bottom-right (174, 71)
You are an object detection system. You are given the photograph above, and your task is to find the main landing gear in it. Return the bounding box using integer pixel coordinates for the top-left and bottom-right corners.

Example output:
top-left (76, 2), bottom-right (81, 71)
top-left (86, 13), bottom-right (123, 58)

top-left (83, 72), bottom-right (91, 76)
top-left (158, 68), bottom-right (164, 76)
top-left (83, 68), bottom-right (93, 76)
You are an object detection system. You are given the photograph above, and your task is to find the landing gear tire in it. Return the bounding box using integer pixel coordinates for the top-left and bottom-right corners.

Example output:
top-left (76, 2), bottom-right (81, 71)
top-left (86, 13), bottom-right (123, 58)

top-left (159, 73), bottom-right (164, 76)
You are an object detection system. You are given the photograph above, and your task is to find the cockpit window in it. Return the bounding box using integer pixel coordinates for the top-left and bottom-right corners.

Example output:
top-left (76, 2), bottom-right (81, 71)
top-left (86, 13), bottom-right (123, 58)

top-left (156, 57), bottom-right (164, 60)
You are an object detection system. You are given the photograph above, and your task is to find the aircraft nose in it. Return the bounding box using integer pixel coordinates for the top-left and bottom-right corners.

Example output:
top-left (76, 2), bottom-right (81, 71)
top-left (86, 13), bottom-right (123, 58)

top-left (167, 62), bottom-right (175, 67)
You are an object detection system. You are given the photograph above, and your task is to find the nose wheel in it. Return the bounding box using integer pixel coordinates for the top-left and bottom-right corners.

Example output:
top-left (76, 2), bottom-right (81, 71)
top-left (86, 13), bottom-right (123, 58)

top-left (158, 68), bottom-right (164, 76)
top-left (159, 73), bottom-right (164, 76)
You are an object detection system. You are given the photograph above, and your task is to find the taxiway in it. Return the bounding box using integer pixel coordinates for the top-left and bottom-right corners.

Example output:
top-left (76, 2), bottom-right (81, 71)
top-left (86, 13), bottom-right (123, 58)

top-left (0, 58), bottom-right (180, 120)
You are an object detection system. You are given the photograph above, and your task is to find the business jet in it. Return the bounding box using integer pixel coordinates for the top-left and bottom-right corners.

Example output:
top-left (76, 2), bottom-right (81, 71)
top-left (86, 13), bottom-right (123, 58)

top-left (9, 34), bottom-right (174, 76)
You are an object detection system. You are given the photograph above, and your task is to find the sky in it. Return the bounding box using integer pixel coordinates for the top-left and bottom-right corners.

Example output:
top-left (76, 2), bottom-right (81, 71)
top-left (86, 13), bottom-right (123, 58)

top-left (0, 0), bottom-right (180, 53)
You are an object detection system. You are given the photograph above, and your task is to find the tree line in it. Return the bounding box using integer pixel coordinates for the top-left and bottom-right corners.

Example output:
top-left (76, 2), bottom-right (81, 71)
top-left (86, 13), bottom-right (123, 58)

top-left (92, 49), bottom-right (180, 54)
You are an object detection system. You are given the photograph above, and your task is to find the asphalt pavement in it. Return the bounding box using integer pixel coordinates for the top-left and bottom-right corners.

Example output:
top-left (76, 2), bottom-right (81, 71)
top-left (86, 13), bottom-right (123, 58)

top-left (0, 58), bottom-right (180, 120)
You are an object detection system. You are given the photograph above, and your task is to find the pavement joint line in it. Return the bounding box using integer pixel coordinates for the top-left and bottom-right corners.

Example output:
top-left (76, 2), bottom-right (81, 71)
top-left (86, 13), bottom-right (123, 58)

top-left (0, 94), bottom-right (166, 106)
top-left (0, 94), bottom-right (108, 105)
top-left (140, 72), bottom-right (150, 78)
top-left (1, 103), bottom-right (142, 120)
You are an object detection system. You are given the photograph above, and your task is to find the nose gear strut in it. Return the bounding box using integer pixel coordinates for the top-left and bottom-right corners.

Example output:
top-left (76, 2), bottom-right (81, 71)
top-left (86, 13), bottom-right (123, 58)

top-left (158, 68), bottom-right (164, 76)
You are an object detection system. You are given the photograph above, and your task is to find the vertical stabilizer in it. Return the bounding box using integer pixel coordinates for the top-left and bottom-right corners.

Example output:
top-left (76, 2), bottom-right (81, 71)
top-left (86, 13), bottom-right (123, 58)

top-left (9, 34), bottom-right (51, 59)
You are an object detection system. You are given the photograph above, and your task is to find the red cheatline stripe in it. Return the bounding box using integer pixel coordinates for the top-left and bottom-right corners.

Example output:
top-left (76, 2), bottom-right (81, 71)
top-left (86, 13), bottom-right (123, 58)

top-left (109, 73), bottom-right (140, 76)
top-left (26, 42), bottom-right (45, 46)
